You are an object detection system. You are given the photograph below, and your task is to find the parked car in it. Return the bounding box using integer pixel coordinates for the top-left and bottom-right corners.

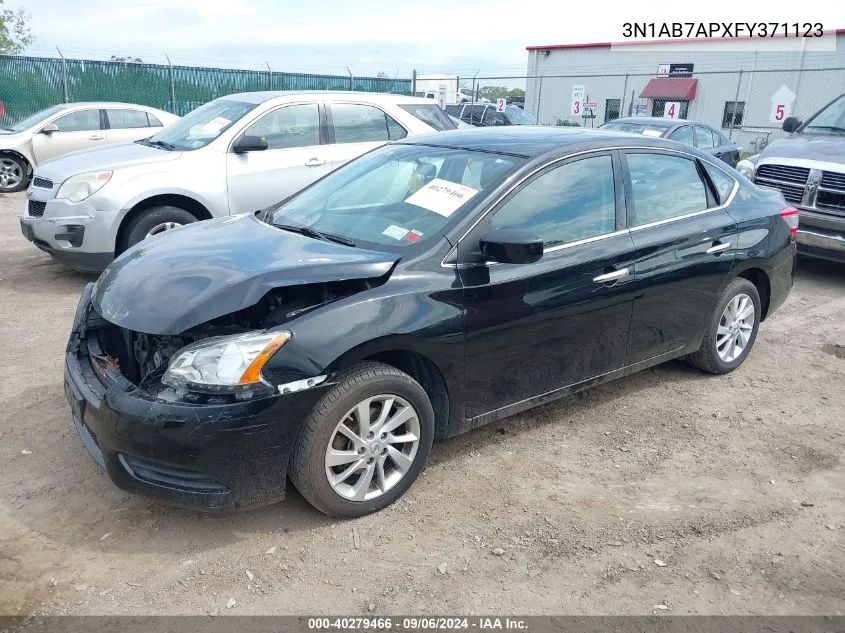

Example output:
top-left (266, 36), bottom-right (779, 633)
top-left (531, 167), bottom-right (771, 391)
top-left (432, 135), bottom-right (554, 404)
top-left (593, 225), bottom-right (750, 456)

top-left (0, 102), bottom-right (178, 193)
top-left (445, 103), bottom-right (537, 127)
top-left (64, 127), bottom-right (796, 516)
top-left (21, 92), bottom-right (456, 272)
top-left (599, 117), bottom-right (740, 168)
top-left (737, 93), bottom-right (845, 263)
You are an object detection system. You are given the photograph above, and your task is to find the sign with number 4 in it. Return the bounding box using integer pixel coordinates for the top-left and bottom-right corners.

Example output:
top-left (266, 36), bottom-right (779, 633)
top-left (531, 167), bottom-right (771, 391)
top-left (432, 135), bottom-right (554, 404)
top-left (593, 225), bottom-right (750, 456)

top-left (663, 101), bottom-right (680, 119)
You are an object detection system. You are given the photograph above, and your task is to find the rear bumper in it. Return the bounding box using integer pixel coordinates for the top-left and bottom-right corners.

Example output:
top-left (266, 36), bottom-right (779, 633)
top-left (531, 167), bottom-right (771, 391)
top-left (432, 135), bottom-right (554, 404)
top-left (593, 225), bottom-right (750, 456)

top-left (796, 210), bottom-right (845, 263)
top-left (64, 284), bottom-right (329, 511)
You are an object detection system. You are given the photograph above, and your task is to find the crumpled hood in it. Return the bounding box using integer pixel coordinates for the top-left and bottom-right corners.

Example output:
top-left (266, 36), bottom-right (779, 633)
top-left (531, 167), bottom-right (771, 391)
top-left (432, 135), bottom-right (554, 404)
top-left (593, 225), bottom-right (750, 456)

top-left (760, 133), bottom-right (845, 163)
top-left (92, 214), bottom-right (400, 335)
top-left (35, 142), bottom-right (181, 181)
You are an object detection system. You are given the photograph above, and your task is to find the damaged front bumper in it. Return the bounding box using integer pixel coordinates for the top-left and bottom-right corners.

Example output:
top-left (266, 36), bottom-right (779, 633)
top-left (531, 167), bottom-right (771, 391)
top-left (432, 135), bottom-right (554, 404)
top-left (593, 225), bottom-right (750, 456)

top-left (64, 283), bottom-right (330, 511)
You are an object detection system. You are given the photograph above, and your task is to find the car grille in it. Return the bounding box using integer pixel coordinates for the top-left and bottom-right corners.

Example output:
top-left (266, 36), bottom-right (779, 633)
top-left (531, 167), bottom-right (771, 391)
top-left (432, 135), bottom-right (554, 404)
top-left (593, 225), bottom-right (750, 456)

top-left (754, 164), bottom-right (809, 206)
top-left (32, 176), bottom-right (53, 189)
top-left (817, 171), bottom-right (845, 214)
top-left (118, 454), bottom-right (229, 493)
top-left (27, 200), bottom-right (46, 217)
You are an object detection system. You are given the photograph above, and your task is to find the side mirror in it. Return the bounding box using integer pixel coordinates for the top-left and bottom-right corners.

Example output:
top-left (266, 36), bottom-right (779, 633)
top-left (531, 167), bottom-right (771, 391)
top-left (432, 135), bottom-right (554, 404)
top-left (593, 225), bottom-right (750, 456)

top-left (232, 135), bottom-right (268, 153)
top-left (782, 117), bottom-right (802, 133)
top-left (479, 228), bottom-right (543, 265)
top-left (40, 123), bottom-right (59, 134)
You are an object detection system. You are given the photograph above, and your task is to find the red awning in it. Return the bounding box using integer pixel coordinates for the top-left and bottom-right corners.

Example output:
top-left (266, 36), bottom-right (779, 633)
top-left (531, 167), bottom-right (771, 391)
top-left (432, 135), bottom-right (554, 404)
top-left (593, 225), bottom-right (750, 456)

top-left (640, 78), bottom-right (698, 100)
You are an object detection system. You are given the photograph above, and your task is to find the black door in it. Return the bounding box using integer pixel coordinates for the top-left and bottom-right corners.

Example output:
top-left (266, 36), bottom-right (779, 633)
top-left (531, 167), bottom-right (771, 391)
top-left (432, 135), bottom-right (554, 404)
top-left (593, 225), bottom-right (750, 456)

top-left (458, 152), bottom-right (636, 419)
top-left (622, 150), bottom-right (738, 365)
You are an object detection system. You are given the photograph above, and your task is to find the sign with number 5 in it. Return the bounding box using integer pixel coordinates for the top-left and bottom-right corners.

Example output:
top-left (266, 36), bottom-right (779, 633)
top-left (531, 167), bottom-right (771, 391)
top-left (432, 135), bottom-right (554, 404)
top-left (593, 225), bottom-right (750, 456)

top-left (770, 85), bottom-right (796, 123)
top-left (663, 101), bottom-right (680, 119)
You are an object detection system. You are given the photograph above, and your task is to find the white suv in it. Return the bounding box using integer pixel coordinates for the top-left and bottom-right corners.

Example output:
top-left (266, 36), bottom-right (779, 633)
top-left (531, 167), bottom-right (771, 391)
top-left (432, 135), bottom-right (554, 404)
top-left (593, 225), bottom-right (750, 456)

top-left (20, 92), bottom-right (456, 272)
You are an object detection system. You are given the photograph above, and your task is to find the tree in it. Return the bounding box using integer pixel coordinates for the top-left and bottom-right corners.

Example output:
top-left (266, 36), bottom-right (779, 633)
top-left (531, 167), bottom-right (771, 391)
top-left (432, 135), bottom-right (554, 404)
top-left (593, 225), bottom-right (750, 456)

top-left (478, 85), bottom-right (509, 101)
top-left (110, 55), bottom-right (143, 63)
top-left (507, 88), bottom-right (525, 100)
top-left (0, 0), bottom-right (33, 55)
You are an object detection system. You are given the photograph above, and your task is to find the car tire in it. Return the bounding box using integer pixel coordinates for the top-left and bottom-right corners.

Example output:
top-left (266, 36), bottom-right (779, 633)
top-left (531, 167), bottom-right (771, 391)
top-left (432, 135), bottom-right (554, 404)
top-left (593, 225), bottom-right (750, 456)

top-left (687, 277), bottom-right (761, 375)
top-left (0, 154), bottom-right (29, 193)
top-left (289, 361), bottom-right (435, 517)
top-left (123, 206), bottom-right (198, 250)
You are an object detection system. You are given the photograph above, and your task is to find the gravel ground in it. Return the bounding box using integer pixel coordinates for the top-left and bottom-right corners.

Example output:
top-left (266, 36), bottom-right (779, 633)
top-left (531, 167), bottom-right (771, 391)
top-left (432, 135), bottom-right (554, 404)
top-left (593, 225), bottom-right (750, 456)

top-left (1, 190), bottom-right (844, 616)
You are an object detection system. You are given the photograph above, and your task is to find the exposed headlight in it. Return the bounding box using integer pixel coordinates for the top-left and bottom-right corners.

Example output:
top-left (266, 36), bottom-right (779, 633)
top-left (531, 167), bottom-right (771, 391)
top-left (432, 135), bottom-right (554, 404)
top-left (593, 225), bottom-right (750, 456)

top-left (56, 171), bottom-right (112, 203)
top-left (736, 159), bottom-right (755, 180)
top-left (162, 331), bottom-right (290, 394)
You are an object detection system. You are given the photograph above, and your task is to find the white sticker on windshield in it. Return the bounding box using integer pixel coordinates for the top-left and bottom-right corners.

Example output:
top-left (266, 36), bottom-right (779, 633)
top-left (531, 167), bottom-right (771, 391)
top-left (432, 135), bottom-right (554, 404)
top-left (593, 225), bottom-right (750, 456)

top-left (382, 224), bottom-right (410, 240)
top-left (405, 178), bottom-right (479, 217)
top-left (642, 129), bottom-right (663, 138)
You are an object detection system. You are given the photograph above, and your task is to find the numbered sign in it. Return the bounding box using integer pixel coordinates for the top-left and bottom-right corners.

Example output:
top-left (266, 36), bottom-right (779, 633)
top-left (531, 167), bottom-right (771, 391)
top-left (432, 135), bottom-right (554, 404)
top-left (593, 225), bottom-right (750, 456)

top-left (571, 84), bottom-right (585, 117)
top-left (496, 98), bottom-right (506, 113)
top-left (437, 85), bottom-right (447, 110)
top-left (663, 101), bottom-right (681, 119)
top-left (770, 85), bottom-right (796, 123)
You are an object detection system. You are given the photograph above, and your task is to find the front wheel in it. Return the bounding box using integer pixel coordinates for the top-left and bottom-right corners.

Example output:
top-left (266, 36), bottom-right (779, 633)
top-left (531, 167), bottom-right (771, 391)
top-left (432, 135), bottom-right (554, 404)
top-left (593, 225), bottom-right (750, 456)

top-left (687, 277), bottom-right (761, 374)
top-left (123, 205), bottom-right (198, 251)
top-left (0, 154), bottom-right (28, 193)
top-left (289, 362), bottom-right (434, 517)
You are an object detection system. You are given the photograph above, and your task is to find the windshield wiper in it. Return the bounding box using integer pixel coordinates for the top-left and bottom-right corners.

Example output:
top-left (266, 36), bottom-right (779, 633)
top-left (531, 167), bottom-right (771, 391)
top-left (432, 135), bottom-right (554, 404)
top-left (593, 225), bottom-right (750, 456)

top-left (273, 222), bottom-right (356, 247)
top-left (136, 137), bottom-right (176, 150)
top-left (805, 125), bottom-right (845, 133)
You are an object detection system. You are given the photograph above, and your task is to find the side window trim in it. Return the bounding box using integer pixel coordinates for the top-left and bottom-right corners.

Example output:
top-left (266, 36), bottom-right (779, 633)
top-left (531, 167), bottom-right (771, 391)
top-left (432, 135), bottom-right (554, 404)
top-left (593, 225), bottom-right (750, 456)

top-left (621, 149), bottom-right (738, 231)
top-left (325, 102), bottom-right (409, 145)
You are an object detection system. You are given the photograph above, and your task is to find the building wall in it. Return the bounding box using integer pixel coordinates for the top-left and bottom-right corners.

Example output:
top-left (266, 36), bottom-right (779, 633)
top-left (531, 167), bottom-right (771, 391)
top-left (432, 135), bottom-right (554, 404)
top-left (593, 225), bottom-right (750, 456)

top-left (524, 35), bottom-right (845, 151)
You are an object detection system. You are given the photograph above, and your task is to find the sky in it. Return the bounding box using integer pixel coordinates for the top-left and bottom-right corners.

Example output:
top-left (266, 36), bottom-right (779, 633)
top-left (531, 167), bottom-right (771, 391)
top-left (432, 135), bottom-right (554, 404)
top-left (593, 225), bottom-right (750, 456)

top-left (17, 0), bottom-right (845, 80)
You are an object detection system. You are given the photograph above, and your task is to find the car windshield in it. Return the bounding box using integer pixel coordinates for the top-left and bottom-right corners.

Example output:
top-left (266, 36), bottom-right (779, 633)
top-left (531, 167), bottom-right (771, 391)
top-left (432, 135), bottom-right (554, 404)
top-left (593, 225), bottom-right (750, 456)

top-left (504, 107), bottom-right (537, 125)
top-left (146, 99), bottom-right (257, 150)
top-left (270, 144), bottom-right (524, 251)
top-left (4, 105), bottom-right (66, 132)
top-left (601, 121), bottom-right (671, 137)
top-left (803, 95), bottom-right (845, 133)
top-left (398, 104), bottom-right (456, 131)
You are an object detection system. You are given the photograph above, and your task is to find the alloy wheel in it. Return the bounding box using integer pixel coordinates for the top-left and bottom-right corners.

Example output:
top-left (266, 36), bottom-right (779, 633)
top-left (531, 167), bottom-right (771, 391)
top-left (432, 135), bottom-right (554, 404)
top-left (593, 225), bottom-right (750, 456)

top-left (324, 394), bottom-right (421, 502)
top-left (0, 158), bottom-right (23, 190)
top-left (145, 221), bottom-right (182, 238)
top-left (716, 293), bottom-right (755, 362)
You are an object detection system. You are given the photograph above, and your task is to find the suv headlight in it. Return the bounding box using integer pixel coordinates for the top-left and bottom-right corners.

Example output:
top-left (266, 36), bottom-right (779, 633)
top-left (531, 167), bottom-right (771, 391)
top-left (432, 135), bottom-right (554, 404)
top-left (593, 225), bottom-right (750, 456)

top-left (162, 331), bottom-right (290, 394)
top-left (56, 171), bottom-right (112, 203)
top-left (736, 159), bottom-right (755, 180)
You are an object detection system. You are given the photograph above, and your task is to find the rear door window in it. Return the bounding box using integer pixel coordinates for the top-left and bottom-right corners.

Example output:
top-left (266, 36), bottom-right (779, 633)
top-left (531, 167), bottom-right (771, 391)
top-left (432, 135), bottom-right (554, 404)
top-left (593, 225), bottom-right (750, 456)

top-left (106, 109), bottom-right (151, 129)
top-left (332, 103), bottom-right (407, 143)
top-left (668, 125), bottom-right (694, 145)
top-left (398, 104), bottom-right (456, 131)
top-left (626, 152), bottom-right (708, 225)
top-left (703, 162), bottom-right (737, 204)
top-left (694, 126), bottom-right (717, 149)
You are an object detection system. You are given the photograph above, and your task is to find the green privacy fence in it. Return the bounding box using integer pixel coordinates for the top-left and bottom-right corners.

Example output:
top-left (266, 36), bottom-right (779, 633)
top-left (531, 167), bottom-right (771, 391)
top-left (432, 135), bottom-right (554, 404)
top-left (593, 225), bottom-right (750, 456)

top-left (0, 55), bottom-right (413, 124)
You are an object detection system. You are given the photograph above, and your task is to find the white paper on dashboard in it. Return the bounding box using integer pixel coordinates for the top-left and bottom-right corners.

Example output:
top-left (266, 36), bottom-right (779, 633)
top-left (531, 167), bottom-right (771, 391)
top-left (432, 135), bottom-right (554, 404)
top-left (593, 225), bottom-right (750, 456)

top-left (405, 178), bottom-right (479, 217)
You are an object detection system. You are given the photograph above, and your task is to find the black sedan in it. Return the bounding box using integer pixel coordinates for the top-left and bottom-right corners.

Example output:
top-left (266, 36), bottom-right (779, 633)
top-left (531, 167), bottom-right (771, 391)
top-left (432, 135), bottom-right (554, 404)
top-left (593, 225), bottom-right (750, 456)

top-left (65, 127), bottom-right (796, 517)
top-left (599, 117), bottom-right (741, 167)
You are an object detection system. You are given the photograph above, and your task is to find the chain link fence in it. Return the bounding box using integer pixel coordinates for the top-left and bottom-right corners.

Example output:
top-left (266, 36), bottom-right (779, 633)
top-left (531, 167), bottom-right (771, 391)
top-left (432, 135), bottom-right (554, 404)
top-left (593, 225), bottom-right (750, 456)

top-left (473, 66), bottom-right (844, 154)
top-left (0, 55), bottom-right (413, 125)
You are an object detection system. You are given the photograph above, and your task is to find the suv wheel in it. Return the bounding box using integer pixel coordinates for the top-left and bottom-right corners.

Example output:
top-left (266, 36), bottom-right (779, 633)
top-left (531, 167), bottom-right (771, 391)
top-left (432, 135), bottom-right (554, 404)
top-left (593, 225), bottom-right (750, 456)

top-left (289, 362), bottom-right (434, 517)
top-left (0, 155), bottom-right (28, 193)
top-left (123, 206), bottom-right (198, 250)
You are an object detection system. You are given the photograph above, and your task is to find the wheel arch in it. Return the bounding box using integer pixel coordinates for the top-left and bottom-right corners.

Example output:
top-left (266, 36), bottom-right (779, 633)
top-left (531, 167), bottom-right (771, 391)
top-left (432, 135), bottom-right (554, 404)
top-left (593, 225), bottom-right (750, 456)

top-left (734, 266), bottom-right (772, 320)
top-left (115, 194), bottom-right (213, 255)
top-left (0, 149), bottom-right (33, 177)
top-left (326, 342), bottom-right (452, 441)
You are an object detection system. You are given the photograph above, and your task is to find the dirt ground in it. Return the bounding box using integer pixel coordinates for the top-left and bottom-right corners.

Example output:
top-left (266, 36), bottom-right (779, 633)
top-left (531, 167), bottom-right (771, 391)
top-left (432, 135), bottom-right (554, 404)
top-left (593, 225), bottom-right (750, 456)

top-left (1, 190), bottom-right (844, 617)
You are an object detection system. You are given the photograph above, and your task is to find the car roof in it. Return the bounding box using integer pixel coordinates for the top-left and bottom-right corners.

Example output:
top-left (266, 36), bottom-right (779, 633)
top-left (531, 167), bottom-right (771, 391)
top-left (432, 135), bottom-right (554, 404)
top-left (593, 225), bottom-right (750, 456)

top-left (399, 126), bottom-right (693, 159)
top-left (607, 117), bottom-right (677, 126)
top-left (220, 91), bottom-right (435, 105)
top-left (55, 102), bottom-right (169, 110)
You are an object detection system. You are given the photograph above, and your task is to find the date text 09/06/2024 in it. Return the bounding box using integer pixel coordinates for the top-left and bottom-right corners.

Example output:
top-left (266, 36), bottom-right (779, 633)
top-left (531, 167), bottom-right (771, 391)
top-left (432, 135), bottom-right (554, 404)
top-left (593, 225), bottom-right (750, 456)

top-left (307, 617), bottom-right (529, 630)
top-left (622, 22), bottom-right (825, 39)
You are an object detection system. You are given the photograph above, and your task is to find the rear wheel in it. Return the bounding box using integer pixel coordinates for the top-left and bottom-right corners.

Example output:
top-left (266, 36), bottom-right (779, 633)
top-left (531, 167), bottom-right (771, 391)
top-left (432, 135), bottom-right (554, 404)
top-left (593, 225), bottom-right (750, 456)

top-left (0, 155), bottom-right (28, 193)
top-left (687, 277), bottom-right (761, 374)
top-left (123, 205), bottom-right (198, 250)
top-left (289, 362), bottom-right (434, 517)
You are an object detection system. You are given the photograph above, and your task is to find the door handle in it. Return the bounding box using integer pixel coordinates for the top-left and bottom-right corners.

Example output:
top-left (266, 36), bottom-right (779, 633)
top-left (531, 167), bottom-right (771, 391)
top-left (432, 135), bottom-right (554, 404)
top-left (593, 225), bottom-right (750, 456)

top-left (706, 241), bottom-right (731, 255)
top-left (89, 134), bottom-right (104, 140)
top-left (593, 267), bottom-right (630, 284)
top-left (305, 158), bottom-right (326, 167)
